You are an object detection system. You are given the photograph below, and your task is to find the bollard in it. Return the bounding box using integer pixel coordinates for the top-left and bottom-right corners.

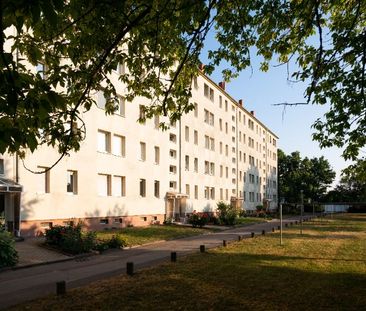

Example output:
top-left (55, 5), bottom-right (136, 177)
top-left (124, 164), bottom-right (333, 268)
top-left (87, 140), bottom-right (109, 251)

top-left (295, 221), bottom-right (298, 225)
top-left (223, 240), bottom-right (227, 247)
top-left (251, 232), bottom-right (255, 238)
top-left (277, 225), bottom-right (280, 230)
top-left (56, 281), bottom-right (66, 295)
top-left (171, 252), bottom-right (177, 262)
top-left (285, 223), bottom-right (288, 227)
top-left (262, 230), bottom-right (265, 235)
top-left (200, 245), bottom-right (205, 253)
top-left (272, 227), bottom-right (275, 232)
top-left (126, 262), bottom-right (134, 276)
top-left (238, 235), bottom-right (242, 241)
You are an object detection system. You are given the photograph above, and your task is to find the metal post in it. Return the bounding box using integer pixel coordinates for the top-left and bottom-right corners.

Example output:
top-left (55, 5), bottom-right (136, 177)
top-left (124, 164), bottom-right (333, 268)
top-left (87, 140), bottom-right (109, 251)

top-left (171, 252), bottom-right (177, 262)
top-left (280, 202), bottom-right (283, 245)
top-left (56, 281), bottom-right (66, 295)
top-left (200, 245), bottom-right (205, 252)
top-left (300, 190), bottom-right (304, 235)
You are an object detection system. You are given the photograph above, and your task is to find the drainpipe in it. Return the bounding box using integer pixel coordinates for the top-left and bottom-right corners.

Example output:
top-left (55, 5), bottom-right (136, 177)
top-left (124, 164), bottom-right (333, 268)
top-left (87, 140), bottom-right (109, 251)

top-left (178, 118), bottom-right (182, 194)
top-left (235, 106), bottom-right (239, 208)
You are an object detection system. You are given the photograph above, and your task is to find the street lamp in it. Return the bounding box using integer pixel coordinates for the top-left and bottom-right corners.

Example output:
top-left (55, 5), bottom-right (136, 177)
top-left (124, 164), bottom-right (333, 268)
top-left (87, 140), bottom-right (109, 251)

top-left (280, 197), bottom-right (285, 245)
top-left (300, 190), bottom-right (304, 235)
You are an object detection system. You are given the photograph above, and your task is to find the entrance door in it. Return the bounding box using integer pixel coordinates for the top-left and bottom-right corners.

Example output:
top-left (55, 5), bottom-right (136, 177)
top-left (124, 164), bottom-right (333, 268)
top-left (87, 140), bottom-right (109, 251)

top-left (166, 198), bottom-right (174, 220)
top-left (0, 194), bottom-right (4, 230)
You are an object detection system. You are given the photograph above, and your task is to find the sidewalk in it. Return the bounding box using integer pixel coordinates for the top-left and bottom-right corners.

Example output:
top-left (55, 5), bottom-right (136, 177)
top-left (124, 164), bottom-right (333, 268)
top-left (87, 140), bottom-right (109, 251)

top-left (0, 215), bottom-right (312, 310)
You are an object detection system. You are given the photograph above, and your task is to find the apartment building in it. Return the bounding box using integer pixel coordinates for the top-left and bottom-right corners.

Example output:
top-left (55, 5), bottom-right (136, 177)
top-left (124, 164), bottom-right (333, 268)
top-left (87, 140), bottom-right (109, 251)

top-left (0, 67), bottom-right (278, 236)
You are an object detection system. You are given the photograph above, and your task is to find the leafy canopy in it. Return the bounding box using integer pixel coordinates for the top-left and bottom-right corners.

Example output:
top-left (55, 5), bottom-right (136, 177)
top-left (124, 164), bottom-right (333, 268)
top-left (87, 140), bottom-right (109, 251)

top-left (278, 149), bottom-right (336, 203)
top-left (1, 0), bottom-right (365, 161)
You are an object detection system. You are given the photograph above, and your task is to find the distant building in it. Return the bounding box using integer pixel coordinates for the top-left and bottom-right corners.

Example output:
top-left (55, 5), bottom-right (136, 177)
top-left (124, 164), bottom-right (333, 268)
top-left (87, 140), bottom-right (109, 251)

top-left (0, 68), bottom-right (278, 236)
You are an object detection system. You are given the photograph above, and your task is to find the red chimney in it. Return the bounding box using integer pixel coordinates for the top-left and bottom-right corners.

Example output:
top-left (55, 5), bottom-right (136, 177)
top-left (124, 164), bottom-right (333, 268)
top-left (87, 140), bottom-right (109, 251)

top-left (218, 81), bottom-right (226, 90)
top-left (198, 63), bottom-right (205, 71)
top-left (239, 99), bottom-right (243, 107)
top-left (250, 110), bottom-right (255, 116)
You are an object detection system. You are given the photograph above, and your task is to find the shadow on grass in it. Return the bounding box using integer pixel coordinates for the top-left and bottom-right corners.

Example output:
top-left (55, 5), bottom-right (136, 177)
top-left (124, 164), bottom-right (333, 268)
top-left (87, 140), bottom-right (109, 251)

top-left (15, 251), bottom-right (366, 311)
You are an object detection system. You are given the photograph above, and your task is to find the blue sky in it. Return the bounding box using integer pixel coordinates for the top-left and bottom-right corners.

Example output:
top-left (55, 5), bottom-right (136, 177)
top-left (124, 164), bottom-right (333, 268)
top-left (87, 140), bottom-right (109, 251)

top-left (200, 44), bottom-right (350, 187)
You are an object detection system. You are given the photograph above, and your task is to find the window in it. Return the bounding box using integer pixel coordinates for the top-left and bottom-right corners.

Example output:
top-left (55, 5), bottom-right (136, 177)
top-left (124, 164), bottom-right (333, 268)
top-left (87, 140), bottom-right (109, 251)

top-left (204, 109), bottom-right (209, 123)
top-left (194, 185), bottom-right (198, 199)
top-left (209, 88), bottom-right (214, 101)
top-left (204, 161), bottom-right (209, 174)
top-left (225, 100), bottom-right (228, 111)
top-left (204, 186), bottom-right (209, 199)
top-left (113, 176), bottom-right (126, 197)
top-left (113, 62), bottom-right (125, 75)
top-left (209, 112), bottom-right (214, 126)
top-left (154, 115), bottom-right (160, 129)
top-left (185, 184), bottom-right (190, 196)
top-left (185, 126), bottom-right (189, 142)
top-left (220, 188), bottom-right (223, 200)
top-left (169, 133), bottom-right (177, 143)
top-left (139, 179), bottom-right (146, 197)
top-left (226, 167), bottom-right (229, 178)
top-left (225, 144), bottom-right (228, 156)
top-left (204, 83), bottom-right (209, 97)
top-left (38, 166), bottom-right (50, 193)
top-left (116, 96), bottom-right (125, 116)
top-left (204, 135), bottom-right (210, 149)
top-left (219, 119), bottom-right (222, 131)
top-left (210, 138), bottom-right (215, 151)
top-left (220, 142), bottom-right (223, 154)
top-left (169, 181), bottom-right (177, 189)
top-left (97, 130), bottom-right (111, 153)
top-left (154, 180), bottom-right (160, 198)
top-left (67, 170), bottom-right (78, 194)
top-left (169, 165), bottom-right (177, 174)
top-left (140, 142), bottom-right (146, 161)
top-left (193, 77), bottom-right (198, 89)
top-left (154, 146), bottom-right (160, 164)
top-left (185, 155), bottom-right (189, 171)
top-left (0, 159), bottom-right (4, 174)
top-left (226, 189), bottom-right (229, 200)
top-left (97, 91), bottom-right (106, 109)
top-left (210, 187), bottom-right (215, 200)
top-left (194, 103), bottom-right (198, 117)
top-left (98, 174), bottom-right (111, 196)
top-left (170, 149), bottom-right (177, 158)
top-left (219, 96), bottom-right (222, 108)
top-left (112, 135), bottom-right (125, 157)
top-left (194, 130), bottom-right (198, 145)
top-left (210, 162), bottom-right (215, 175)
top-left (225, 122), bottom-right (228, 133)
top-left (139, 105), bottom-right (146, 124)
top-left (220, 165), bottom-right (223, 177)
top-left (194, 158), bottom-right (198, 172)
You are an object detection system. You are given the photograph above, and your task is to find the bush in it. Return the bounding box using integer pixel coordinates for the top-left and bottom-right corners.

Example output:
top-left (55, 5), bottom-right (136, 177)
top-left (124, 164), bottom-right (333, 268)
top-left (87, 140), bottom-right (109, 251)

top-left (188, 212), bottom-right (209, 228)
top-left (0, 231), bottom-right (18, 268)
top-left (107, 234), bottom-right (126, 249)
top-left (45, 222), bottom-right (97, 255)
top-left (216, 201), bottom-right (238, 225)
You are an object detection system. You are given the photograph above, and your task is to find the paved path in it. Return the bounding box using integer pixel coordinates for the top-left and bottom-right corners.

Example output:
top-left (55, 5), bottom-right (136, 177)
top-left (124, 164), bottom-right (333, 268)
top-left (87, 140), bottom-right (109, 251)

top-left (0, 216), bottom-right (312, 309)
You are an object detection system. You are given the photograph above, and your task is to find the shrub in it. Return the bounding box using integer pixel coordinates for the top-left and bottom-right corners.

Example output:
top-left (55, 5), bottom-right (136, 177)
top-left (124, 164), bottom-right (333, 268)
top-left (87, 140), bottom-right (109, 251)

top-left (0, 231), bottom-right (18, 268)
top-left (216, 201), bottom-right (238, 225)
top-left (239, 209), bottom-right (248, 217)
top-left (107, 234), bottom-right (126, 249)
top-left (188, 212), bottom-right (209, 228)
top-left (45, 222), bottom-right (97, 255)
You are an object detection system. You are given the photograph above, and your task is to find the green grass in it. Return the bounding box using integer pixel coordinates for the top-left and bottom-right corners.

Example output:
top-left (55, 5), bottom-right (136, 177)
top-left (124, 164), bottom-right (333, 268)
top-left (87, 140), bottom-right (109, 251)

top-left (234, 216), bottom-right (270, 225)
top-left (12, 214), bottom-right (366, 311)
top-left (96, 224), bottom-right (214, 246)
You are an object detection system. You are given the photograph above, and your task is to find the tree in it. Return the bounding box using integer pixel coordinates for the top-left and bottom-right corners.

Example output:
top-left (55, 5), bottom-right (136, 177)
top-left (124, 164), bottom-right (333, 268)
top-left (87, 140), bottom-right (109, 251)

top-left (1, 0), bottom-right (365, 162)
top-left (324, 158), bottom-right (366, 202)
top-left (278, 149), bottom-right (335, 203)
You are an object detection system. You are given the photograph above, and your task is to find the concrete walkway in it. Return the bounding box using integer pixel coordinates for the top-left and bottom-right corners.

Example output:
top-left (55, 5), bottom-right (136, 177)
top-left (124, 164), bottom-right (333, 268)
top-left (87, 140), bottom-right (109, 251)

top-left (0, 216), bottom-right (312, 310)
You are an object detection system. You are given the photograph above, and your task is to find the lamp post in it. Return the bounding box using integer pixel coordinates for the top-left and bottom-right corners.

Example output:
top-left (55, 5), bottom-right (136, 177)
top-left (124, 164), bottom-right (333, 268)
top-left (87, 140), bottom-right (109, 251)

top-left (280, 197), bottom-right (285, 245)
top-left (300, 190), bottom-right (304, 235)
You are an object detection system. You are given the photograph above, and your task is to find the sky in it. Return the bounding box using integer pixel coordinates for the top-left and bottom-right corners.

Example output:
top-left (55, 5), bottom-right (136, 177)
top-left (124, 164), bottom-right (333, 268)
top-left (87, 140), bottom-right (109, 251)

top-left (200, 43), bottom-right (351, 187)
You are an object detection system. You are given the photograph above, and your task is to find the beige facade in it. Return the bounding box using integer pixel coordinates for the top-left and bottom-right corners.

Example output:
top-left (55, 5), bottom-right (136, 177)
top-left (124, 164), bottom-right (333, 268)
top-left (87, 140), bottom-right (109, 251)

top-left (0, 68), bottom-right (278, 236)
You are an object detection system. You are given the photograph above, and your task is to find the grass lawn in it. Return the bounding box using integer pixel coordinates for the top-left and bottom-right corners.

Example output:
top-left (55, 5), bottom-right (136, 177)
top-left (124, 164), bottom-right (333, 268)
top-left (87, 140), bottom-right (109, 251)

top-left (11, 214), bottom-right (366, 310)
top-left (96, 224), bottom-right (215, 246)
